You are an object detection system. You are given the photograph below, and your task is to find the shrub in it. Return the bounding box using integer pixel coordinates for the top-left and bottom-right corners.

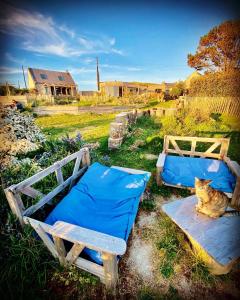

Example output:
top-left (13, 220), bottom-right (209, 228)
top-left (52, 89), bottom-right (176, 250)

top-left (189, 71), bottom-right (240, 97)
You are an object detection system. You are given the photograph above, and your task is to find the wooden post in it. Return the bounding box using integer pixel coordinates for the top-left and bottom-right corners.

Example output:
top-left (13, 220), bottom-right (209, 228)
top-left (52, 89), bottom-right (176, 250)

top-left (53, 236), bottom-right (66, 265)
top-left (4, 189), bottom-right (24, 226)
top-left (102, 252), bottom-right (118, 290)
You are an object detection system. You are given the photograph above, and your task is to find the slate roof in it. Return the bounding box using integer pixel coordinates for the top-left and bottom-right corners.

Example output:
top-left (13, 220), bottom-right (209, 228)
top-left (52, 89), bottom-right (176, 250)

top-left (28, 68), bottom-right (76, 86)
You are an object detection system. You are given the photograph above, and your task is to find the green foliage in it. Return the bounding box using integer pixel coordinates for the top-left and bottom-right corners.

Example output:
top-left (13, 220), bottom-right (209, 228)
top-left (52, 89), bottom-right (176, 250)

top-left (188, 20), bottom-right (240, 72)
top-left (189, 71), bottom-right (240, 97)
top-left (170, 81), bottom-right (185, 98)
top-left (0, 225), bottom-right (57, 298)
top-left (156, 216), bottom-right (184, 278)
top-left (52, 266), bottom-right (99, 290)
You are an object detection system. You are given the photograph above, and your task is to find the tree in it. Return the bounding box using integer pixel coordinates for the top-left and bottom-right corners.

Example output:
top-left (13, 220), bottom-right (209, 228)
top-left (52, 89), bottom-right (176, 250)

top-left (170, 81), bottom-right (185, 98)
top-left (187, 20), bottom-right (240, 73)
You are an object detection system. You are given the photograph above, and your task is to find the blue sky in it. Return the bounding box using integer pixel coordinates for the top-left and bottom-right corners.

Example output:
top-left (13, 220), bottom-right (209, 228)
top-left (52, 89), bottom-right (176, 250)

top-left (0, 0), bottom-right (238, 90)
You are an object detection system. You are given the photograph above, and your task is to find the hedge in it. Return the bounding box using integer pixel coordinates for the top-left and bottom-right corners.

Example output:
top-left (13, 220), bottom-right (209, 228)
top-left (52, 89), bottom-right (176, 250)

top-left (189, 71), bottom-right (240, 97)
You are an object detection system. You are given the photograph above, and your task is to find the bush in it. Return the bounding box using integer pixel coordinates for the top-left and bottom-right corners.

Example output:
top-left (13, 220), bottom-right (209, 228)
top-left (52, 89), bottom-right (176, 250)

top-left (189, 71), bottom-right (240, 97)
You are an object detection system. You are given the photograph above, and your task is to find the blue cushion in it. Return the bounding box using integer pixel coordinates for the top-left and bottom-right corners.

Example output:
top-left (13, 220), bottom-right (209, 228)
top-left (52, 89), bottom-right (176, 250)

top-left (45, 162), bottom-right (150, 264)
top-left (161, 156), bottom-right (236, 193)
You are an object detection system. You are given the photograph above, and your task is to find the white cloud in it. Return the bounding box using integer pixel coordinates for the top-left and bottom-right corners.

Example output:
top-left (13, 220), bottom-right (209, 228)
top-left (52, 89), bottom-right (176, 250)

top-left (0, 66), bottom-right (22, 74)
top-left (0, 3), bottom-right (123, 58)
top-left (59, 25), bottom-right (75, 38)
top-left (68, 67), bottom-right (96, 74)
top-left (5, 53), bottom-right (25, 65)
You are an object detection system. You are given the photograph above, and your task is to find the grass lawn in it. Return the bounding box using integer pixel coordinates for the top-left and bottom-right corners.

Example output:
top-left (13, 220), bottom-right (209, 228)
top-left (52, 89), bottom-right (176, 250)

top-left (36, 112), bottom-right (116, 141)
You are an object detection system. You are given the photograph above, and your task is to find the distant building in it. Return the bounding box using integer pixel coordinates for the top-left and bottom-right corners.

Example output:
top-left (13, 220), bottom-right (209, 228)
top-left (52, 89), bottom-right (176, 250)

top-left (185, 71), bottom-right (202, 89)
top-left (99, 81), bottom-right (175, 97)
top-left (28, 68), bottom-right (77, 96)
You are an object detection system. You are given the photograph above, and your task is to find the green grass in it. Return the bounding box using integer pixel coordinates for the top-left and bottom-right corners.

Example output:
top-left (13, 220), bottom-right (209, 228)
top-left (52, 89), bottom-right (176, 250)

top-left (36, 113), bottom-right (116, 141)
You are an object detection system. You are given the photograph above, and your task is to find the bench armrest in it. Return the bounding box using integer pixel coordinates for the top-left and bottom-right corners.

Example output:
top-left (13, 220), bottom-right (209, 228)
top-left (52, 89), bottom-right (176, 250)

top-left (223, 157), bottom-right (240, 178)
top-left (156, 152), bottom-right (166, 168)
top-left (49, 221), bottom-right (127, 256)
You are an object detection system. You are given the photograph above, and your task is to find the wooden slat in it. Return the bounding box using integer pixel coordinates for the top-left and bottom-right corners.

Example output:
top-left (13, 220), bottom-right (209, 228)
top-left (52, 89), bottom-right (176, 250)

top-left (49, 221), bottom-right (126, 255)
top-left (166, 135), bottom-right (229, 143)
top-left (4, 189), bottom-right (24, 226)
top-left (11, 149), bottom-right (85, 193)
top-left (205, 142), bottom-right (221, 154)
top-left (223, 157), bottom-right (240, 177)
top-left (23, 167), bottom-right (87, 216)
top-left (55, 167), bottom-right (64, 184)
top-left (169, 139), bottom-right (184, 156)
top-left (23, 217), bottom-right (58, 258)
top-left (74, 257), bottom-right (105, 281)
top-left (53, 236), bottom-right (66, 265)
top-left (66, 243), bottom-right (85, 264)
top-left (167, 148), bottom-right (220, 158)
top-left (190, 140), bottom-right (197, 157)
top-left (156, 153), bottom-right (166, 168)
top-left (21, 186), bottom-right (44, 199)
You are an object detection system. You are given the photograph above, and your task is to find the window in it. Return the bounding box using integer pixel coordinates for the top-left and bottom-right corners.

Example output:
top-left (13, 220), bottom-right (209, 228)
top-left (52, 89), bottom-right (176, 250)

top-left (58, 76), bottom-right (65, 81)
top-left (40, 73), bottom-right (48, 80)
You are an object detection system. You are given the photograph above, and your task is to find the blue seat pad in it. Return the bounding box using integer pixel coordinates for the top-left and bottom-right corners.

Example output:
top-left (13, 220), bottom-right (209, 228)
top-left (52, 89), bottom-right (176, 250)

top-left (161, 156), bottom-right (236, 193)
top-left (45, 162), bottom-right (150, 264)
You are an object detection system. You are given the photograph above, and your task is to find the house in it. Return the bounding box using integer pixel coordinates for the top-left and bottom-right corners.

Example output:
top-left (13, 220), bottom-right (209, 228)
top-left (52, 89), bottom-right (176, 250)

top-left (99, 81), bottom-right (172, 97)
top-left (28, 68), bottom-right (77, 96)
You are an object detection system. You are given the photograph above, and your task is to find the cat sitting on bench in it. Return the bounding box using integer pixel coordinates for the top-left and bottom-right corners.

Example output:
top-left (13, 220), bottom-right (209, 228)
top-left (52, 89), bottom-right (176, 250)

top-left (195, 178), bottom-right (239, 218)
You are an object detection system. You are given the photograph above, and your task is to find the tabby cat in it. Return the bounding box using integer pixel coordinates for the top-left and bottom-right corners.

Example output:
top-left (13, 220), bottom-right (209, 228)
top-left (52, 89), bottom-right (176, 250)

top-left (195, 177), bottom-right (239, 218)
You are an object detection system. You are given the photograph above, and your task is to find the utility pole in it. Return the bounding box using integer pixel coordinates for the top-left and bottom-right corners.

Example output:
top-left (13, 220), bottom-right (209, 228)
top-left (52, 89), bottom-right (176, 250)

top-left (96, 57), bottom-right (100, 91)
top-left (18, 80), bottom-right (20, 89)
top-left (22, 65), bottom-right (27, 89)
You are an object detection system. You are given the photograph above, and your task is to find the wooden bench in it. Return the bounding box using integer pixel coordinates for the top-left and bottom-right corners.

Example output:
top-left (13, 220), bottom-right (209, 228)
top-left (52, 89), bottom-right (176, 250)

top-left (4, 148), bottom-right (150, 290)
top-left (156, 135), bottom-right (240, 208)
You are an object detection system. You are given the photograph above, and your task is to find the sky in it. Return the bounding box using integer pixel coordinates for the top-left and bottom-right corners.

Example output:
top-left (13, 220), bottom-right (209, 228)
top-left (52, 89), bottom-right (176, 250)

top-left (0, 0), bottom-right (239, 91)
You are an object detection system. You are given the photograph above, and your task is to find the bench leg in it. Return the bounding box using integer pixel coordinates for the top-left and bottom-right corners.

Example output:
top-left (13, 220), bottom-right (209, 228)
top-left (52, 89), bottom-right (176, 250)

top-left (102, 252), bottom-right (118, 291)
top-left (156, 167), bottom-right (163, 186)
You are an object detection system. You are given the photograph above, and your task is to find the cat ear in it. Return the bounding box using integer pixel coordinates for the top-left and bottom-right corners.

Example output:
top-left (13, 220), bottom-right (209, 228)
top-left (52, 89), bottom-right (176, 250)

top-left (195, 177), bottom-right (200, 183)
top-left (205, 180), bottom-right (212, 185)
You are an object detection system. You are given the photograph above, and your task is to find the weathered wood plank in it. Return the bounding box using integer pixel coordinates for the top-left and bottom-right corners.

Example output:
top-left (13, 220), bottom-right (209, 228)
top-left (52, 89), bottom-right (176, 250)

top-left (66, 243), bottom-right (85, 264)
top-left (205, 142), bottom-right (221, 154)
top-left (21, 186), bottom-right (44, 199)
top-left (156, 153), bottom-right (166, 168)
top-left (53, 236), bottom-right (66, 265)
top-left (11, 149), bottom-right (85, 193)
top-left (23, 167), bottom-right (87, 216)
top-left (4, 189), bottom-right (24, 226)
top-left (102, 253), bottom-right (118, 289)
top-left (74, 257), bottom-right (105, 282)
top-left (55, 167), bottom-right (64, 184)
top-left (167, 149), bottom-right (220, 158)
top-left (162, 196), bottom-right (240, 267)
top-left (49, 221), bottom-right (126, 255)
top-left (23, 217), bottom-right (58, 258)
top-left (170, 139), bottom-right (184, 156)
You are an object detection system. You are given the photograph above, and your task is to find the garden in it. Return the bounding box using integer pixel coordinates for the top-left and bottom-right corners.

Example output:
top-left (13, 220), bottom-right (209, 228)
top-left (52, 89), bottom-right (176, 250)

top-left (0, 102), bottom-right (240, 299)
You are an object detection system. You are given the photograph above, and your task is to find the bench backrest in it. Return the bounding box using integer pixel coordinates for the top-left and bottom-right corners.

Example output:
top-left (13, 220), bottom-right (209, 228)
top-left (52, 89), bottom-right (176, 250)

top-left (4, 148), bottom-right (90, 226)
top-left (163, 135), bottom-right (230, 159)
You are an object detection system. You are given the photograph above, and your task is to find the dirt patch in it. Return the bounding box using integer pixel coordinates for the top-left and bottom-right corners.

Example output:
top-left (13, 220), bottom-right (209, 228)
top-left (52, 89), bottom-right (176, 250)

top-left (127, 236), bottom-right (154, 281)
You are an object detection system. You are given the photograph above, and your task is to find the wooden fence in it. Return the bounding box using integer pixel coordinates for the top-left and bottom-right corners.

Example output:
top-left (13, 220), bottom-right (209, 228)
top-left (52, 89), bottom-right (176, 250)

top-left (184, 97), bottom-right (240, 118)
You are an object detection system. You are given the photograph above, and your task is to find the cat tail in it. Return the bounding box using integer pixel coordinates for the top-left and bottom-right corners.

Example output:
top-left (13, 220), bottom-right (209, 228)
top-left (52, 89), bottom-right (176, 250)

top-left (223, 210), bottom-right (240, 217)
